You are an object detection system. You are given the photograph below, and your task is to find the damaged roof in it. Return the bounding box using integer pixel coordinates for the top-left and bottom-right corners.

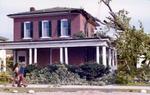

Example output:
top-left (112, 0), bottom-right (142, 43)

top-left (8, 7), bottom-right (100, 25)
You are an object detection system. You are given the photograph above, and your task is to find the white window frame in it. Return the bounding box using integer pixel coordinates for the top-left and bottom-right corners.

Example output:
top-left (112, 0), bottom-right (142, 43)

top-left (23, 21), bottom-right (32, 39)
top-left (41, 20), bottom-right (50, 39)
top-left (60, 19), bottom-right (69, 38)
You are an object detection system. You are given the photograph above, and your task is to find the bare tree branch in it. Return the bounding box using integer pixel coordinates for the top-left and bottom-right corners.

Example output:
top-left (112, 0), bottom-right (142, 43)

top-left (99, 0), bottom-right (129, 31)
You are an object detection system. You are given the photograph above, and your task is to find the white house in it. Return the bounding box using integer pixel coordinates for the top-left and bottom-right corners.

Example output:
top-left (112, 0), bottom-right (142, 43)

top-left (0, 36), bottom-right (8, 72)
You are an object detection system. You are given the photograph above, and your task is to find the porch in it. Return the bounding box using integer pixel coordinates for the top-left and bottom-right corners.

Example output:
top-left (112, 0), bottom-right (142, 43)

top-left (0, 38), bottom-right (117, 70)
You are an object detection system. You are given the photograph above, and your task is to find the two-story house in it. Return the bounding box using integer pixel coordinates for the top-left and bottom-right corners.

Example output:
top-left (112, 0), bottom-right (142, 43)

top-left (0, 7), bottom-right (117, 70)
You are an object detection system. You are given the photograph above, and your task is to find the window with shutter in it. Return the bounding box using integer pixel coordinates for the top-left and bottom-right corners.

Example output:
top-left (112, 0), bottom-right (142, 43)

top-left (57, 20), bottom-right (61, 36)
top-left (23, 21), bottom-right (32, 39)
top-left (41, 20), bottom-right (51, 38)
top-left (21, 23), bottom-right (24, 38)
top-left (68, 19), bottom-right (71, 35)
top-left (60, 19), bottom-right (70, 37)
top-left (39, 21), bottom-right (42, 37)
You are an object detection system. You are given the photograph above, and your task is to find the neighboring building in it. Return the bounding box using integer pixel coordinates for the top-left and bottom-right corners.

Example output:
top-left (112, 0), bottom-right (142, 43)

top-left (6, 50), bottom-right (13, 58)
top-left (0, 36), bottom-right (7, 72)
top-left (137, 55), bottom-right (149, 68)
top-left (0, 7), bottom-right (117, 70)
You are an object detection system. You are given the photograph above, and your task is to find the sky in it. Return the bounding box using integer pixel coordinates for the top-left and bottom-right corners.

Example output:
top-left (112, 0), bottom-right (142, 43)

top-left (0, 0), bottom-right (150, 40)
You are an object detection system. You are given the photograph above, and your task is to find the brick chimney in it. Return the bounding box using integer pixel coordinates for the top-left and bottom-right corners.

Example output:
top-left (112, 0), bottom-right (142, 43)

top-left (30, 7), bottom-right (35, 12)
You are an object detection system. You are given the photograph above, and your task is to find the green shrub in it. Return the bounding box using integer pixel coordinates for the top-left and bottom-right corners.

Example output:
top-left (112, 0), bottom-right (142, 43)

top-left (0, 72), bottom-right (11, 83)
top-left (77, 63), bottom-right (110, 80)
top-left (26, 64), bottom-right (38, 73)
top-left (67, 64), bottom-right (79, 73)
top-left (28, 64), bottom-right (85, 84)
top-left (27, 63), bottom-right (113, 85)
top-left (47, 64), bottom-right (62, 73)
top-left (115, 71), bottom-right (130, 84)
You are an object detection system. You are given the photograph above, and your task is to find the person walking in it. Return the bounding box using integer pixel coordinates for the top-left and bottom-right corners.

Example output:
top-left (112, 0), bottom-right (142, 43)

top-left (12, 63), bottom-right (19, 87)
top-left (18, 62), bottom-right (27, 87)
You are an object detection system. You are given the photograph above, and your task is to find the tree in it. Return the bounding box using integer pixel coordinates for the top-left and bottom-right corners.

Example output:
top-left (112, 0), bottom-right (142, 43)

top-left (99, 0), bottom-right (150, 82)
top-left (99, 0), bottom-right (130, 32)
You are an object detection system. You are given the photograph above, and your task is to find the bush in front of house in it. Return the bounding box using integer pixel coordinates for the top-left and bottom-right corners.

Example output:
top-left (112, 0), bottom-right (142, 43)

top-left (26, 64), bottom-right (38, 73)
top-left (26, 63), bottom-right (114, 85)
top-left (68, 63), bottom-right (110, 80)
top-left (0, 72), bottom-right (11, 83)
top-left (115, 71), bottom-right (130, 84)
top-left (27, 64), bottom-right (86, 85)
top-left (78, 63), bottom-right (110, 80)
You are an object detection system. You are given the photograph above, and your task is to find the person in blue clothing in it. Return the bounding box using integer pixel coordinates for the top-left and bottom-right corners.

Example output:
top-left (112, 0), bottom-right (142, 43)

top-left (18, 62), bottom-right (27, 87)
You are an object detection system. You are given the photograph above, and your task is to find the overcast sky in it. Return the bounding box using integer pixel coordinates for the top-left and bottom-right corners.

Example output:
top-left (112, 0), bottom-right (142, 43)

top-left (0, 0), bottom-right (150, 40)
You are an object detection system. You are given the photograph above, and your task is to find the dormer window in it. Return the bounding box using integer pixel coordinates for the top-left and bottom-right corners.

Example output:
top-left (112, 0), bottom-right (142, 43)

top-left (21, 21), bottom-right (33, 39)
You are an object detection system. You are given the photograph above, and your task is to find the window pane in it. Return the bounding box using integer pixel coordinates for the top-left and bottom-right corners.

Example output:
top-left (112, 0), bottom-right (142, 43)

top-left (63, 21), bottom-right (68, 27)
top-left (61, 20), bottom-right (68, 36)
top-left (26, 23), bottom-right (30, 30)
top-left (24, 22), bottom-right (31, 38)
top-left (42, 21), bottom-right (49, 37)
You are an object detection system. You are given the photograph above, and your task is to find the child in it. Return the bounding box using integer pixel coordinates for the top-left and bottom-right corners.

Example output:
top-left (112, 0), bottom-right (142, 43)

top-left (12, 63), bottom-right (19, 87)
top-left (18, 62), bottom-right (27, 87)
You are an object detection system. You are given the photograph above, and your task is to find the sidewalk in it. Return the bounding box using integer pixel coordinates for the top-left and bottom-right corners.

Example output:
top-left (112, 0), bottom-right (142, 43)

top-left (0, 84), bottom-right (150, 90)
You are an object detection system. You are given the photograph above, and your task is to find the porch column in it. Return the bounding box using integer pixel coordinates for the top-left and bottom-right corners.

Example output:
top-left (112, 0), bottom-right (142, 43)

top-left (114, 49), bottom-right (117, 69)
top-left (13, 50), bottom-right (17, 65)
top-left (108, 48), bottom-right (112, 67)
top-left (65, 47), bottom-right (68, 64)
top-left (96, 46), bottom-right (100, 64)
top-left (112, 49), bottom-right (115, 69)
top-left (102, 46), bottom-right (107, 66)
top-left (29, 48), bottom-right (32, 65)
top-left (60, 47), bottom-right (63, 63)
top-left (34, 48), bottom-right (37, 64)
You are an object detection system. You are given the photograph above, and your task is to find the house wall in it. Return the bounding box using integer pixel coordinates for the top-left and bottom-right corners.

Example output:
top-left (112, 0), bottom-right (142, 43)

top-left (52, 48), bottom-right (60, 64)
top-left (13, 14), bottom-right (96, 41)
top-left (12, 46), bottom-right (117, 69)
top-left (80, 14), bottom-right (95, 37)
top-left (68, 47), bottom-right (85, 65)
top-left (37, 48), bottom-right (50, 67)
top-left (17, 50), bottom-right (27, 64)
top-left (68, 47), bottom-right (96, 65)
top-left (33, 47), bottom-right (96, 66)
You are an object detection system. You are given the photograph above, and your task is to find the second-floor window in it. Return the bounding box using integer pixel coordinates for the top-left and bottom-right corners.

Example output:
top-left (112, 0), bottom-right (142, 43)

top-left (61, 19), bottom-right (69, 37)
top-left (39, 20), bottom-right (51, 38)
top-left (21, 21), bottom-right (33, 39)
top-left (57, 19), bottom-right (71, 37)
top-left (42, 20), bottom-right (50, 38)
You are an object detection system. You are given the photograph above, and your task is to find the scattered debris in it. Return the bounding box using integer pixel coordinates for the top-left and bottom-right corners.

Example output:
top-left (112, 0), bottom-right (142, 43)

top-left (28, 89), bottom-right (35, 94)
top-left (140, 89), bottom-right (147, 93)
top-left (12, 90), bottom-right (18, 93)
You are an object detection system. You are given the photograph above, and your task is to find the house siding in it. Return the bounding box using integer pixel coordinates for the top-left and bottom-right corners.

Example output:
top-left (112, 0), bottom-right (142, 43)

top-left (79, 14), bottom-right (95, 37)
top-left (14, 14), bottom-right (96, 41)
top-left (68, 47), bottom-right (85, 65)
top-left (37, 48), bottom-right (50, 67)
top-left (52, 48), bottom-right (60, 64)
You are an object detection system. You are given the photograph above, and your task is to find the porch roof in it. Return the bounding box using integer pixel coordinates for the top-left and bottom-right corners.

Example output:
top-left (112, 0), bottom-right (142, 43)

top-left (0, 38), bottom-right (111, 49)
